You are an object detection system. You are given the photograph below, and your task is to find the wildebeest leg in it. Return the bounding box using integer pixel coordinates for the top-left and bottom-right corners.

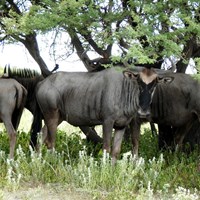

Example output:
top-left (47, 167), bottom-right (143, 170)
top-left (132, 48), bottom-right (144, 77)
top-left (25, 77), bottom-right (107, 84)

top-left (174, 120), bottom-right (194, 150)
top-left (30, 117), bottom-right (42, 149)
top-left (182, 117), bottom-right (200, 150)
top-left (44, 110), bottom-right (61, 149)
top-left (112, 128), bottom-right (125, 165)
top-left (130, 119), bottom-right (141, 157)
top-left (45, 124), bottom-right (57, 149)
top-left (79, 126), bottom-right (103, 144)
top-left (158, 124), bottom-right (175, 150)
top-left (11, 110), bottom-right (21, 131)
top-left (124, 126), bottom-right (131, 142)
top-left (102, 120), bottom-right (114, 153)
top-left (124, 123), bottom-right (157, 143)
top-left (150, 123), bottom-right (157, 137)
top-left (41, 125), bottom-right (48, 144)
top-left (4, 119), bottom-right (16, 159)
top-left (30, 105), bottom-right (43, 150)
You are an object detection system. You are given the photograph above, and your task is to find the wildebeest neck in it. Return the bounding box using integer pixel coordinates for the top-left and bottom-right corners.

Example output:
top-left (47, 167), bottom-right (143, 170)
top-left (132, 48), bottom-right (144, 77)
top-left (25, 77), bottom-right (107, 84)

top-left (121, 77), bottom-right (139, 117)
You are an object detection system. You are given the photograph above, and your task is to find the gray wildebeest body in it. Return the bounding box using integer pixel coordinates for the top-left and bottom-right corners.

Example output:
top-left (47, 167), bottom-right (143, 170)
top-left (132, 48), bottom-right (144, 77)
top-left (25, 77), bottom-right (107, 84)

top-left (36, 67), bottom-right (172, 163)
top-left (132, 71), bottom-right (200, 155)
top-left (3, 67), bottom-right (103, 148)
top-left (3, 67), bottom-right (44, 148)
top-left (0, 78), bottom-right (27, 158)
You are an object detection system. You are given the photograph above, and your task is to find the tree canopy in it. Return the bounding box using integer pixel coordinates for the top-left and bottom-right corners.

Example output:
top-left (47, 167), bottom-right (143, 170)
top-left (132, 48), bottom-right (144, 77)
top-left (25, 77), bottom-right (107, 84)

top-left (0, 0), bottom-right (200, 74)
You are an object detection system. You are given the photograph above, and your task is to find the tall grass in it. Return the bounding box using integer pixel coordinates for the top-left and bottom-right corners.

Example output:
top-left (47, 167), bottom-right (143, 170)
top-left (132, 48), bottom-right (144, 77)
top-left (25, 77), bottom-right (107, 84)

top-left (0, 127), bottom-right (199, 199)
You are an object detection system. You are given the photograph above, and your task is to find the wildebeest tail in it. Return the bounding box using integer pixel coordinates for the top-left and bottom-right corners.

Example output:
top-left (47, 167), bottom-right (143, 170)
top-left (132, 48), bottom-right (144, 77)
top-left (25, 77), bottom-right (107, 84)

top-left (12, 85), bottom-right (27, 130)
top-left (30, 101), bottom-right (43, 149)
top-left (16, 85), bottom-right (27, 109)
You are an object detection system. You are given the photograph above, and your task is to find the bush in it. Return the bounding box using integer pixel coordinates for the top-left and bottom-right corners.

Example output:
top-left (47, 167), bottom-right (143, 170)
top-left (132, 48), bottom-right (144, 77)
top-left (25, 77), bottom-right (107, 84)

top-left (0, 128), bottom-right (199, 199)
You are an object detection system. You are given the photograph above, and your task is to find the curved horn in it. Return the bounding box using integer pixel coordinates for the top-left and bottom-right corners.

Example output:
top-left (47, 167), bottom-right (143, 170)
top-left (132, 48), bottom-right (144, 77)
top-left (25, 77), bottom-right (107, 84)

top-left (51, 64), bottom-right (59, 73)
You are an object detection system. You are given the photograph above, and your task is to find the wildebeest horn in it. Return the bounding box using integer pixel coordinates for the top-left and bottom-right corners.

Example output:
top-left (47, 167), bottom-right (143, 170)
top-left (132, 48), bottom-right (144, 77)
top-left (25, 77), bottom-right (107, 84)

top-left (51, 64), bottom-right (59, 73)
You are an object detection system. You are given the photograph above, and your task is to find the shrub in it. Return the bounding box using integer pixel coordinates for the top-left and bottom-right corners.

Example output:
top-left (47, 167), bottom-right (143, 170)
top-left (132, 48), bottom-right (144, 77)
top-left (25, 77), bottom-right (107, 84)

top-left (0, 127), bottom-right (199, 199)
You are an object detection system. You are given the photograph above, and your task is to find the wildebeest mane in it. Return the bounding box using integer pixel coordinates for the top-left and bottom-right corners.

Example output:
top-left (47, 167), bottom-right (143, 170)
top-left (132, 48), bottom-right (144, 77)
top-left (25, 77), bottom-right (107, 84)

top-left (4, 66), bottom-right (41, 78)
top-left (121, 76), bottom-right (139, 116)
top-left (3, 66), bottom-right (43, 91)
top-left (151, 85), bottom-right (166, 118)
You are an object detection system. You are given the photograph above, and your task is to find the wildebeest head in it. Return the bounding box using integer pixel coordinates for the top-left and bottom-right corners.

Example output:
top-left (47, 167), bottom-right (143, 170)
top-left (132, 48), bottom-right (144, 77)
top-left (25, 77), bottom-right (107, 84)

top-left (124, 67), bottom-right (173, 118)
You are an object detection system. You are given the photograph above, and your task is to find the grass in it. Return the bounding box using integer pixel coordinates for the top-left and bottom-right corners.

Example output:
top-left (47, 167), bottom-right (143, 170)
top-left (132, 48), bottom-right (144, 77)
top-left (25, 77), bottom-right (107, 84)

top-left (0, 119), bottom-right (200, 199)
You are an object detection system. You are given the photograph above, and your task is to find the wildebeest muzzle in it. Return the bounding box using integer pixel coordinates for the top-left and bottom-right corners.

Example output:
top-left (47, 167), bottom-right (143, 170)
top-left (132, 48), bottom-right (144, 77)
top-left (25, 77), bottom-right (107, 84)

top-left (137, 80), bottom-right (156, 119)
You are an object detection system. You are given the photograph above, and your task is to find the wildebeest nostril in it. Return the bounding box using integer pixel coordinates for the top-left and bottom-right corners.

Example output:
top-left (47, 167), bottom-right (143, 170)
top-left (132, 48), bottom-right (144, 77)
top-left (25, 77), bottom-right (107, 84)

top-left (137, 107), bottom-right (151, 118)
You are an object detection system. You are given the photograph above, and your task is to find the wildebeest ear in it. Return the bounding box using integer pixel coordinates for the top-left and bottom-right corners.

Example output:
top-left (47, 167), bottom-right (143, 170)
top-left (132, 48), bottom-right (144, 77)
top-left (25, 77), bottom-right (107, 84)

top-left (157, 76), bottom-right (174, 84)
top-left (123, 71), bottom-right (138, 80)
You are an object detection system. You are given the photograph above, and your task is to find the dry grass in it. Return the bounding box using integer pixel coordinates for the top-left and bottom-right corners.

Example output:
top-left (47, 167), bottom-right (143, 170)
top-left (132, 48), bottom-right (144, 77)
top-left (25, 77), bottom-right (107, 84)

top-left (18, 109), bottom-right (102, 137)
top-left (1, 185), bottom-right (93, 200)
top-left (0, 109), bottom-right (81, 134)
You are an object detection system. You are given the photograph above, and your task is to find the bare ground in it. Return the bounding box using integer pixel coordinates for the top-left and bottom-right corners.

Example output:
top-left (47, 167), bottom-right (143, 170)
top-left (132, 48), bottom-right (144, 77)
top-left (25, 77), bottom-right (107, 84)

top-left (0, 184), bottom-right (94, 200)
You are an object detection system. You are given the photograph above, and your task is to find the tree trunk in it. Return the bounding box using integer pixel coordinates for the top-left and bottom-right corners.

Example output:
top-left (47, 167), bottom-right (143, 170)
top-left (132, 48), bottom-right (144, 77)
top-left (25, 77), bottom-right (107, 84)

top-left (176, 35), bottom-right (198, 73)
top-left (19, 33), bottom-right (51, 77)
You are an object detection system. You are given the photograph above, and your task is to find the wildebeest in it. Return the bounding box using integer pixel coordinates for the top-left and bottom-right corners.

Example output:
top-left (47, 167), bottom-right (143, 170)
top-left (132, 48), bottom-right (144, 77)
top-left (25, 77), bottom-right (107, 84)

top-left (131, 70), bottom-right (200, 155)
top-left (3, 66), bottom-right (103, 148)
top-left (156, 112), bottom-right (200, 151)
top-left (3, 67), bottom-right (44, 148)
top-left (35, 67), bottom-right (173, 163)
top-left (0, 78), bottom-right (27, 158)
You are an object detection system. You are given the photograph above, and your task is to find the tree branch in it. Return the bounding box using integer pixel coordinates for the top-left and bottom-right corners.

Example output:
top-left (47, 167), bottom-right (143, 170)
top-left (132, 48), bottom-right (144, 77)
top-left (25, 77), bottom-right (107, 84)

top-left (18, 33), bottom-right (51, 77)
top-left (6, 0), bottom-right (21, 15)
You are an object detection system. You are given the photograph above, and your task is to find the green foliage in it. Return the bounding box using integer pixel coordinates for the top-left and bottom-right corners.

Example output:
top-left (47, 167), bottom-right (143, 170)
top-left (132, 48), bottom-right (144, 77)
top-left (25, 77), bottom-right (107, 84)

top-left (0, 128), bottom-right (200, 199)
top-left (1, 0), bottom-right (200, 67)
top-left (195, 58), bottom-right (200, 73)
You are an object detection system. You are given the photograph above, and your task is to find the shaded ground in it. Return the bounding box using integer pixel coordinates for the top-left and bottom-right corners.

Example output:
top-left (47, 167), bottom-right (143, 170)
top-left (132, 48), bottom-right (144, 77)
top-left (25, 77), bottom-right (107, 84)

top-left (0, 184), bottom-right (93, 200)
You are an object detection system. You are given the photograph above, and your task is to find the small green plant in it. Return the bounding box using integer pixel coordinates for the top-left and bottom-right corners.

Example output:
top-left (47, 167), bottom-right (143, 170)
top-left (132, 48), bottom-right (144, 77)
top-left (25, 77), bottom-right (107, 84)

top-left (0, 128), bottom-right (199, 199)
